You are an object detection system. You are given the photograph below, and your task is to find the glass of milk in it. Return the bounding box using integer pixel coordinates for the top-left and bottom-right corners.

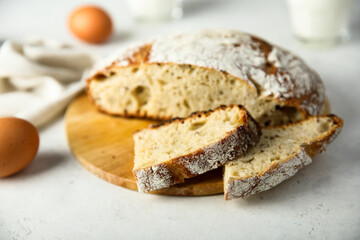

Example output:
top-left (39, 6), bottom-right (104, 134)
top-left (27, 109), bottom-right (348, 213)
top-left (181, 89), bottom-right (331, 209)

top-left (287, 0), bottom-right (353, 47)
top-left (127, 0), bottom-right (183, 22)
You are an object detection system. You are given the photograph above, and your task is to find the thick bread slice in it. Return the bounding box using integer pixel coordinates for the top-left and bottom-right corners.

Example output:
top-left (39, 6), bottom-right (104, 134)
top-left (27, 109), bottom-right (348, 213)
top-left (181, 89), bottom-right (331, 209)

top-left (133, 105), bottom-right (261, 192)
top-left (86, 29), bottom-right (326, 126)
top-left (224, 115), bottom-right (343, 200)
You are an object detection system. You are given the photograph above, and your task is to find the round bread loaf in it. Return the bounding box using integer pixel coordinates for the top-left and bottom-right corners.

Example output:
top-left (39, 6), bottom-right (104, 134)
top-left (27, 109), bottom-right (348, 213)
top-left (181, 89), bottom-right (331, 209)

top-left (86, 30), bottom-right (327, 126)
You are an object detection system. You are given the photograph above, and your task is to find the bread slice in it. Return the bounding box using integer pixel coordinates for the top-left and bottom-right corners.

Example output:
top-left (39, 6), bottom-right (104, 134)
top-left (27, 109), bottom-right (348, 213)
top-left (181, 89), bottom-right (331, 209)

top-left (133, 105), bottom-right (261, 192)
top-left (224, 115), bottom-right (343, 200)
top-left (86, 29), bottom-right (327, 126)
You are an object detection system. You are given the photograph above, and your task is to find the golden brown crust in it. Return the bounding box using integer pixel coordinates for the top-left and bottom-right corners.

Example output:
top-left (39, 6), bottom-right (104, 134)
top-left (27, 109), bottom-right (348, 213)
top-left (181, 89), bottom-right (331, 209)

top-left (249, 35), bottom-right (323, 119)
top-left (303, 114), bottom-right (343, 157)
top-left (86, 31), bottom-right (325, 122)
top-left (133, 105), bottom-right (262, 192)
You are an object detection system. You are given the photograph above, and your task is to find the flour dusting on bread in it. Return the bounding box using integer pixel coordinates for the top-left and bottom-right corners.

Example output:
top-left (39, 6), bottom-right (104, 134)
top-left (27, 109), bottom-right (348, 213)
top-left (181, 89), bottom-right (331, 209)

top-left (224, 115), bottom-right (343, 200)
top-left (86, 30), bottom-right (326, 125)
top-left (133, 105), bottom-right (261, 192)
top-left (148, 30), bottom-right (324, 116)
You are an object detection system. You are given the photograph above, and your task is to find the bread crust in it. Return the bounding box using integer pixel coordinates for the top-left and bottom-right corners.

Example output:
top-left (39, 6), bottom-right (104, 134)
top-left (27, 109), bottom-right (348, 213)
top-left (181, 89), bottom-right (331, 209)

top-left (86, 30), bottom-right (325, 121)
top-left (133, 105), bottom-right (262, 192)
top-left (224, 114), bottom-right (343, 200)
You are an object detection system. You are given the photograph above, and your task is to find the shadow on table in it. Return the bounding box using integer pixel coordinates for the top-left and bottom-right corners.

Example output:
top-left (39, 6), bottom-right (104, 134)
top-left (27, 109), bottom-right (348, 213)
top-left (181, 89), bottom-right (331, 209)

top-left (235, 154), bottom-right (331, 207)
top-left (20, 151), bottom-right (67, 177)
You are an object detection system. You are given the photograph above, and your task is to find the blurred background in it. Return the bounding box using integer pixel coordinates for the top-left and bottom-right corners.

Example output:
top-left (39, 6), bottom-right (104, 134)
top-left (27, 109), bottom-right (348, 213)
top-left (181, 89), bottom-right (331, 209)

top-left (1, 0), bottom-right (359, 54)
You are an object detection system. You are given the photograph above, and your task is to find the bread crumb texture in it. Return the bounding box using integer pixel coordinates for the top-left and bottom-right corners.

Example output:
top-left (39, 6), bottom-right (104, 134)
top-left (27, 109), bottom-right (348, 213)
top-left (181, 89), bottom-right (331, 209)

top-left (87, 30), bottom-right (325, 126)
top-left (224, 115), bottom-right (343, 200)
top-left (133, 105), bottom-right (261, 192)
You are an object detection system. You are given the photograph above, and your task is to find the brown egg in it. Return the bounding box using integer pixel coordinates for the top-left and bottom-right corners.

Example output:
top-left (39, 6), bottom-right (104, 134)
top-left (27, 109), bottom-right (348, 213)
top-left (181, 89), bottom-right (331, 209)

top-left (0, 117), bottom-right (39, 177)
top-left (68, 5), bottom-right (113, 44)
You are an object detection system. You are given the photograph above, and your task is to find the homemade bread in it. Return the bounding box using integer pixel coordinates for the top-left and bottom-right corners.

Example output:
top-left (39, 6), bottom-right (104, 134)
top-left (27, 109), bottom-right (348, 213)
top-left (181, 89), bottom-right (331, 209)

top-left (86, 29), bottom-right (326, 126)
top-left (133, 105), bottom-right (261, 192)
top-left (224, 115), bottom-right (343, 200)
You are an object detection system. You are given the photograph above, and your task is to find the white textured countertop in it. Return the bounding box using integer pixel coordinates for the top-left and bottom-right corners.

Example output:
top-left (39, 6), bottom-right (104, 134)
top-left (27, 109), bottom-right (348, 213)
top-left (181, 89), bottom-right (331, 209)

top-left (0, 0), bottom-right (359, 239)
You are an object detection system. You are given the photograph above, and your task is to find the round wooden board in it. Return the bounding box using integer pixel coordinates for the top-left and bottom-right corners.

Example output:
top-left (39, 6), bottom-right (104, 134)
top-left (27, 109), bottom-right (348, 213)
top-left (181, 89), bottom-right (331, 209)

top-left (65, 94), bottom-right (223, 196)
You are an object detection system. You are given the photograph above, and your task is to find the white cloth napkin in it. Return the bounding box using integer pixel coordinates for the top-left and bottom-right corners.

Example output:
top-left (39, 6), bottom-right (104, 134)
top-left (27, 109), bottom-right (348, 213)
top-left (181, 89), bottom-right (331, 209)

top-left (0, 38), bottom-right (98, 128)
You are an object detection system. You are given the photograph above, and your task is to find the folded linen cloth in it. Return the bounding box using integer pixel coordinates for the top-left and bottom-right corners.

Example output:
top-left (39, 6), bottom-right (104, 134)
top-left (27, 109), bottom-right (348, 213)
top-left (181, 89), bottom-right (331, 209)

top-left (0, 38), bottom-right (98, 128)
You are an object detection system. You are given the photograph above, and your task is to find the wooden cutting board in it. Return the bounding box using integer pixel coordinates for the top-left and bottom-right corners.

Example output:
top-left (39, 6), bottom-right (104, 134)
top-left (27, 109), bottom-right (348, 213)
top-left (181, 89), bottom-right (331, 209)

top-left (65, 94), bottom-right (223, 196)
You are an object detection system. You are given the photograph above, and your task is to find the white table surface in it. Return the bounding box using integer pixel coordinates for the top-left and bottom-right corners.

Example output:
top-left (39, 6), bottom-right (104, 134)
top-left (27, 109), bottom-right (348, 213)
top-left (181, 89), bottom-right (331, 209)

top-left (1, 0), bottom-right (360, 239)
